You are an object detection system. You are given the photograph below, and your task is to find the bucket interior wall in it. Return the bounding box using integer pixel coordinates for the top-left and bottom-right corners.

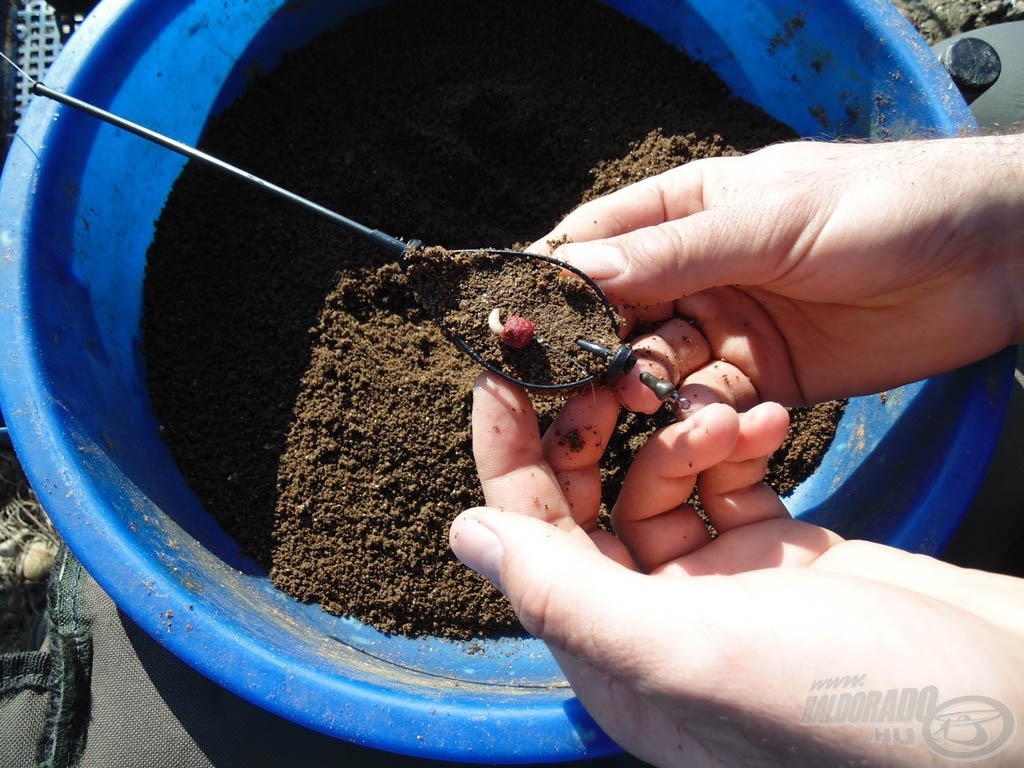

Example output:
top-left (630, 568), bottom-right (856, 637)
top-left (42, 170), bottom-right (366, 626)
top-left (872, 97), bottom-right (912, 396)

top-left (0, 0), bottom-right (1013, 762)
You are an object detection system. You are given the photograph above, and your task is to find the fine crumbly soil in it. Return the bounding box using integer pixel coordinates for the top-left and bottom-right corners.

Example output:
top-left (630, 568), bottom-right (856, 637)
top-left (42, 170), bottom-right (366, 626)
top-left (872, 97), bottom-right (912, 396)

top-left (143, 0), bottom-right (839, 638)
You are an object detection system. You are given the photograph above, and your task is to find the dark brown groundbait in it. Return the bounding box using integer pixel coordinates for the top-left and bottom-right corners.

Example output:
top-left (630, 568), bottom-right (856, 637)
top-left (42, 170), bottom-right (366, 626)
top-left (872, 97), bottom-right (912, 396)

top-left (143, 0), bottom-right (840, 639)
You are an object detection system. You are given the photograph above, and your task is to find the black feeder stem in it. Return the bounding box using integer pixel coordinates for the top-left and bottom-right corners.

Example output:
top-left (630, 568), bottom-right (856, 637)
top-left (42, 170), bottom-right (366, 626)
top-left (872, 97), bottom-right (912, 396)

top-left (638, 371), bottom-right (676, 401)
top-left (575, 340), bottom-right (636, 385)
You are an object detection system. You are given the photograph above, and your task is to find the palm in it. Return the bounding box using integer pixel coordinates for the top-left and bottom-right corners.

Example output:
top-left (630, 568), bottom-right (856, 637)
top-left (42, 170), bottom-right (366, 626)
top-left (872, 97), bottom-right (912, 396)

top-left (549, 529), bottom-right (1024, 768)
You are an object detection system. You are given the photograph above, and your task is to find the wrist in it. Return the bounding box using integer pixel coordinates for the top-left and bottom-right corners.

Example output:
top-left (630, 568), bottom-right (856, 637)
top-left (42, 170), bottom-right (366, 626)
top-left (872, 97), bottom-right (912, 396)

top-left (948, 133), bottom-right (1024, 346)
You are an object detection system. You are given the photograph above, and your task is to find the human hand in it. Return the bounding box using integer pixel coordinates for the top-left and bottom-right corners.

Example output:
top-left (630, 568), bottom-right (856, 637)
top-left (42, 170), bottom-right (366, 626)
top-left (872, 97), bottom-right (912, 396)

top-left (535, 136), bottom-right (1024, 405)
top-left (451, 375), bottom-right (1024, 767)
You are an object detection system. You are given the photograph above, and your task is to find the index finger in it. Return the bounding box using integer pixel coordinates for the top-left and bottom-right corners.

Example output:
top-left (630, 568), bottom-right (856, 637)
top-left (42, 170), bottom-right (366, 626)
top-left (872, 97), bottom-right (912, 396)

top-left (471, 374), bottom-right (574, 525)
top-left (541, 386), bottom-right (620, 530)
top-left (529, 163), bottom-right (707, 253)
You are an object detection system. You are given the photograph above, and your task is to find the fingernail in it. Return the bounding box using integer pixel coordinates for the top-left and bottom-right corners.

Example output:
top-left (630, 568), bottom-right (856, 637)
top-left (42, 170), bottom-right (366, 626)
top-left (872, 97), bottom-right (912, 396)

top-left (450, 511), bottom-right (504, 587)
top-left (558, 242), bottom-right (624, 280)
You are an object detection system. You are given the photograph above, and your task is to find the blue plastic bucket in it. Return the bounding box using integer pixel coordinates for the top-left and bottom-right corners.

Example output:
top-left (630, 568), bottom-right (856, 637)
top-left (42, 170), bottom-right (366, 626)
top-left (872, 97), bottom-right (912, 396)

top-left (0, 0), bottom-right (1014, 762)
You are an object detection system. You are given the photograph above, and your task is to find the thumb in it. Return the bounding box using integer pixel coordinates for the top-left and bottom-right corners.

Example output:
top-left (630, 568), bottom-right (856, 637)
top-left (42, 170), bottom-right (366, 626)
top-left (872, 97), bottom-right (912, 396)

top-left (553, 205), bottom-right (789, 307)
top-left (450, 507), bottom-right (708, 678)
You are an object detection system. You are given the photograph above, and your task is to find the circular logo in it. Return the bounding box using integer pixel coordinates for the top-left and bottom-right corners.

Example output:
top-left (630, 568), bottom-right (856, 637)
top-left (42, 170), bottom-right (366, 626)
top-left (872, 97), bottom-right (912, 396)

top-left (923, 695), bottom-right (1015, 761)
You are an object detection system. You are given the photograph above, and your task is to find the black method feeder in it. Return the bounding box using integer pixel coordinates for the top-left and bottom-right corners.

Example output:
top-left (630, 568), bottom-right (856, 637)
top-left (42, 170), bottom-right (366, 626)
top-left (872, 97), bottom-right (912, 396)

top-left (3, 52), bottom-right (636, 393)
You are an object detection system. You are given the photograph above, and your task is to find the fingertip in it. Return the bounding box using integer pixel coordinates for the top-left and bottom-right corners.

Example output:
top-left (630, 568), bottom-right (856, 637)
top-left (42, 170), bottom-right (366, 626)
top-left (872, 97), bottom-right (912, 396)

top-left (524, 243), bottom-right (548, 257)
top-left (733, 401), bottom-right (791, 459)
top-left (740, 401), bottom-right (791, 442)
top-left (616, 317), bottom-right (714, 414)
top-left (746, 400), bottom-right (791, 430)
top-left (472, 371), bottom-right (529, 407)
top-left (678, 360), bottom-right (759, 412)
top-left (554, 241), bottom-right (626, 282)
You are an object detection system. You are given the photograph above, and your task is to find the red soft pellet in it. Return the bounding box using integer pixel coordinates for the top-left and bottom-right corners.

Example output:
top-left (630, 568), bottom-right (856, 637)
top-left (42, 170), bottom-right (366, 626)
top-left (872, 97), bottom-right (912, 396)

top-left (500, 316), bottom-right (535, 349)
